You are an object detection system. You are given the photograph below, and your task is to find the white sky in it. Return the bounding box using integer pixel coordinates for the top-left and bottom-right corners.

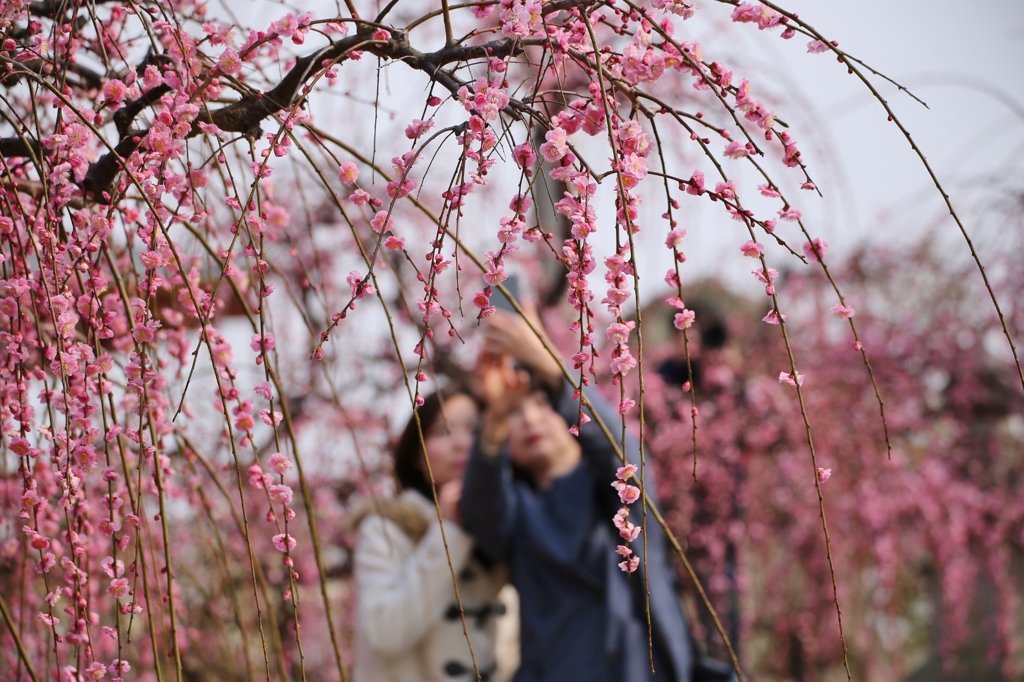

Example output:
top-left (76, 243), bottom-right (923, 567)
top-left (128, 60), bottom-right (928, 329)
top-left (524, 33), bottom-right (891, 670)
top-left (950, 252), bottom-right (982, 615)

top-left (639, 0), bottom-right (1024, 298)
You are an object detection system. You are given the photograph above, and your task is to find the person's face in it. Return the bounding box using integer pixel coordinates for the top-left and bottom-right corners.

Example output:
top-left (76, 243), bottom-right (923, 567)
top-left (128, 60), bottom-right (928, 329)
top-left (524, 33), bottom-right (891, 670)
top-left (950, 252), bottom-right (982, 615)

top-left (421, 394), bottom-right (479, 487)
top-left (507, 392), bottom-right (575, 478)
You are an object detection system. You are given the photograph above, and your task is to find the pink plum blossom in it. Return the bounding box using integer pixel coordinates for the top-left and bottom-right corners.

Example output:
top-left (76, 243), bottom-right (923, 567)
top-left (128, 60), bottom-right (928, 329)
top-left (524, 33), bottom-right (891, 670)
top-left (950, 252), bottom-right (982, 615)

top-left (778, 371), bottom-right (805, 388)
top-left (338, 161), bottom-right (359, 184)
top-left (272, 534), bottom-right (297, 552)
top-left (803, 238), bottom-right (829, 260)
top-left (404, 119), bottom-right (434, 139)
top-left (371, 210), bottom-right (394, 234)
top-left (674, 309), bottom-right (696, 330)
top-left (832, 303), bottom-right (855, 319)
top-left (269, 484), bottom-right (293, 506)
top-left (218, 48), bottom-right (243, 75)
top-left (538, 127), bottom-right (569, 162)
top-left (741, 241), bottom-right (764, 258)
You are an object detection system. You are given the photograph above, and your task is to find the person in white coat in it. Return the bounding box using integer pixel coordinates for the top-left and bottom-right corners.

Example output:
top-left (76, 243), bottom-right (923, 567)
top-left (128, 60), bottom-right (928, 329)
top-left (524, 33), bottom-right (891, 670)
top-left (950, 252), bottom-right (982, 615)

top-left (351, 386), bottom-right (514, 682)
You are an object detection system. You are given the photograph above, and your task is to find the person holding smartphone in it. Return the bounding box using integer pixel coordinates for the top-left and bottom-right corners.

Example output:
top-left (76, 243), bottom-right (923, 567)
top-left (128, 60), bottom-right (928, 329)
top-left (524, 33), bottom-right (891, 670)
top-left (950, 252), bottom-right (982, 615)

top-left (462, 310), bottom-right (704, 682)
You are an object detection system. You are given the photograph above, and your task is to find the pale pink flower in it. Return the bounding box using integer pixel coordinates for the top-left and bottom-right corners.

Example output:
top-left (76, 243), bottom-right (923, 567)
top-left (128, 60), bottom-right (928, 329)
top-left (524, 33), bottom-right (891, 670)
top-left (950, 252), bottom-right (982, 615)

top-left (609, 350), bottom-right (637, 376)
top-left (740, 240), bottom-right (764, 258)
top-left (606, 321), bottom-right (635, 345)
top-left (108, 578), bottom-right (130, 600)
top-left (674, 309), bottom-right (696, 330)
top-left (272, 533), bottom-right (297, 552)
top-left (513, 142), bottom-right (536, 168)
top-left (347, 271), bottom-right (376, 299)
top-left (723, 140), bottom-right (750, 159)
top-left (714, 180), bottom-right (736, 200)
top-left (370, 210), bottom-right (394, 234)
top-left (218, 48), bottom-right (242, 75)
top-left (618, 556), bottom-right (640, 573)
top-left (732, 2), bottom-right (782, 29)
top-left (473, 291), bottom-right (491, 309)
top-left (338, 161), bottom-right (359, 184)
top-left (101, 556), bottom-right (124, 578)
top-left (21, 489), bottom-right (40, 509)
top-left (616, 544), bottom-right (633, 557)
top-left (139, 250), bottom-right (166, 270)
top-left (254, 382), bottom-right (273, 400)
top-left (762, 310), bottom-right (785, 325)
top-left (686, 170), bottom-right (705, 196)
top-left (620, 153), bottom-right (648, 189)
top-left (404, 118), bottom-right (434, 140)
top-left (269, 484), bottom-right (293, 506)
top-left (235, 413), bottom-right (255, 432)
top-left (803, 238), bottom-right (829, 260)
top-left (384, 235), bottom-right (405, 251)
top-left (620, 523), bottom-right (641, 542)
top-left (11, 437), bottom-right (35, 457)
top-left (143, 65), bottom-right (164, 89)
top-left (621, 484), bottom-right (641, 505)
top-left (817, 467), bottom-right (832, 483)
top-left (538, 127), bottom-right (568, 162)
top-left (779, 207), bottom-right (802, 221)
top-left (250, 334), bottom-right (276, 353)
top-left (102, 79), bottom-right (127, 105)
top-left (807, 40), bottom-right (830, 53)
top-left (664, 228), bottom-right (686, 249)
top-left (268, 450), bottom-right (292, 473)
top-left (831, 303), bottom-right (855, 319)
top-left (349, 189), bottom-right (371, 205)
top-left (259, 409), bottom-right (282, 426)
top-left (616, 464), bottom-right (638, 481)
top-left (652, 0), bottom-right (697, 19)
top-left (274, 13), bottom-right (299, 35)
top-left (248, 463), bottom-right (268, 489)
top-left (778, 371), bottom-right (805, 388)
top-left (472, 1), bottom-right (494, 18)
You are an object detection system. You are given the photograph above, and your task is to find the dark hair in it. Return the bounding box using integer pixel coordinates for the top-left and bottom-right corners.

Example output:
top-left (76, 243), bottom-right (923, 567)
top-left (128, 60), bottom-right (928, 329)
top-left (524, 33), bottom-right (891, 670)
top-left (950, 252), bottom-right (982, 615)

top-left (393, 385), bottom-right (479, 498)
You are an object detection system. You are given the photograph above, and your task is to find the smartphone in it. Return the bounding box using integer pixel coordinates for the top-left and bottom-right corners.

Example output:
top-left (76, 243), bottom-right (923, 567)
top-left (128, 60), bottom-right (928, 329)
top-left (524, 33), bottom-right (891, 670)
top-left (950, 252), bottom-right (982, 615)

top-left (491, 274), bottom-right (521, 313)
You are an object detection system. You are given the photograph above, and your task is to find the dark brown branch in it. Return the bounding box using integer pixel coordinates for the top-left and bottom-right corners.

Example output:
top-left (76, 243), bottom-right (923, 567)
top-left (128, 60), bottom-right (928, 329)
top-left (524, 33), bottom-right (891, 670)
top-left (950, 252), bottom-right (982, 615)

top-left (81, 134), bottom-right (143, 200)
top-left (6, 26), bottom-right (538, 202)
top-left (114, 84), bottom-right (171, 138)
top-left (0, 138), bottom-right (42, 158)
top-left (0, 55), bottom-right (102, 91)
top-left (28, 0), bottom-right (117, 19)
